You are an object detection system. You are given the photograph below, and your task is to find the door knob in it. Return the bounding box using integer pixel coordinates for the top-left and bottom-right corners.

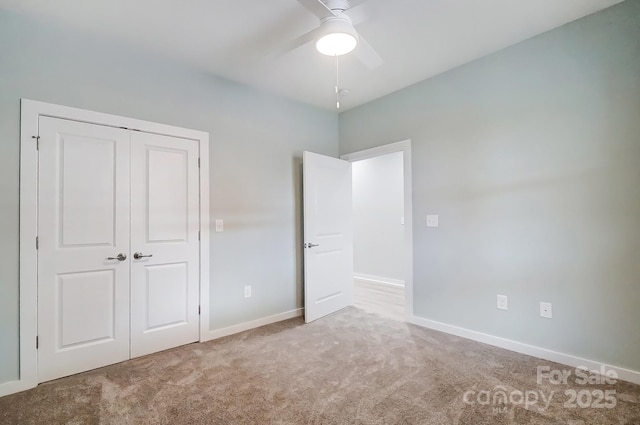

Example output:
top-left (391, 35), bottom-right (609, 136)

top-left (305, 243), bottom-right (319, 248)
top-left (107, 253), bottom-right (127, 261)
top-left (133, 252), bottom-right (153, 260)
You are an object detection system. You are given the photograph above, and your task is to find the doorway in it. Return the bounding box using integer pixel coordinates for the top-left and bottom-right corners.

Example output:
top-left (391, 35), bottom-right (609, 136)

top-left (341, 140), bottom-right (413, 321)
top-left (351, 151), bottom-right (405, 320)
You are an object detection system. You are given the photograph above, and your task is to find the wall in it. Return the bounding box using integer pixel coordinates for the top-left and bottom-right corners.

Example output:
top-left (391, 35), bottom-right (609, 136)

top-left (0, 10), bottom-right (338, 384)
top-left (352, 152), bottom-right (404, 282)
top-left (340, 0), bottom-right (640, 371)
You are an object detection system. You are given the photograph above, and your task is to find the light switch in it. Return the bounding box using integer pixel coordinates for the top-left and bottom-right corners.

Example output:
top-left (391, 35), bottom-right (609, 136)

top-left (426, 215), bottom-right (439, 228)
top-left (400, 216), bottom-right (405, 225)
top-left (497, 294), bottom-right (508, 310)
top-left (215, 219), bottom-right (224, 232)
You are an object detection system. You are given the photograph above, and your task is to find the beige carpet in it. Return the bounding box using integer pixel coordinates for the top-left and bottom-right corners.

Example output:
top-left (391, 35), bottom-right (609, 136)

top-left (1, 307), bottom-right (639, 424)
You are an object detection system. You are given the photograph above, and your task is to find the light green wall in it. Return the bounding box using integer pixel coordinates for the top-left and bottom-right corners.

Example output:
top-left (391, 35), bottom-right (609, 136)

top-left (0, 10), bottom-right (338, 384)
top-left (340, 0), bottom-right (640, 370)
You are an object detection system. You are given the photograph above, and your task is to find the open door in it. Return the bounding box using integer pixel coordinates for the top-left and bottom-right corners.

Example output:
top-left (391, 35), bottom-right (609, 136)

top-left (303, 151), bottom-right (353, 323)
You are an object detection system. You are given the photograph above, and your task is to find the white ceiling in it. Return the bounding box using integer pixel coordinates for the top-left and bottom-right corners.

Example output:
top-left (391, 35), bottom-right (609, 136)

top-left (1, 0), bottom-right (622, 111)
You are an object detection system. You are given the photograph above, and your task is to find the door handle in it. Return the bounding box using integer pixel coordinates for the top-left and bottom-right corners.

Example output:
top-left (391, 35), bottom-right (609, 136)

top-left (107, 253), bottom-right (127, 261)
top-left (305, 243), bottom-right (319, 248)
top-left (133, 252), bottom-right (153, 260)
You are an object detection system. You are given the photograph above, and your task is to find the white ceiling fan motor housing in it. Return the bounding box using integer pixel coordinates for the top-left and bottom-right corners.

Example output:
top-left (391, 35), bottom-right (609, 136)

top-left (316, 13), bottom-right (358, 56)
top-left (325, 0), bottom-right (351, 11)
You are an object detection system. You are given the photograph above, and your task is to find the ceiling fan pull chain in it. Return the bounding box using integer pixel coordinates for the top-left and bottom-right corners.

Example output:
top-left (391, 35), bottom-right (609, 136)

top-left (335, 54), bottom-right (340, 109)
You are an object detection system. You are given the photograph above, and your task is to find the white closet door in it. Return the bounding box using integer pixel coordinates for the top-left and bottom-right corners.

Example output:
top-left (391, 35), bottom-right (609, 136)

top-left (37, 117), bottom-right (131, 383)
top-left (130, 131), bottom-right (200, 358)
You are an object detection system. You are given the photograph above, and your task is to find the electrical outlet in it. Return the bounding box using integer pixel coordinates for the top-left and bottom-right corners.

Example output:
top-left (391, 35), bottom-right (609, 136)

top-left (497, 294), bottom-right (508, 310)
top-left (540, 302), bottom-right (552, 319)
top-left (244, 285), bottom-right (252, 298)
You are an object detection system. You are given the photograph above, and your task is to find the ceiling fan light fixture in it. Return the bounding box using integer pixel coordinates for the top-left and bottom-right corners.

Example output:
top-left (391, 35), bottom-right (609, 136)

top-left (315, 16), bottom-right (358, 56)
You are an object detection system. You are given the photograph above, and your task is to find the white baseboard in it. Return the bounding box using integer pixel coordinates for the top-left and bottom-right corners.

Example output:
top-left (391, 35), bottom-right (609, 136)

top-left (202, 308), bottom-right (304, 342)
top-left (354, 273), bottom-right (404, 287)
top-left (408, 315), bottom-right (640, 386)
top-left (0, 379), bottom-right (33, 398)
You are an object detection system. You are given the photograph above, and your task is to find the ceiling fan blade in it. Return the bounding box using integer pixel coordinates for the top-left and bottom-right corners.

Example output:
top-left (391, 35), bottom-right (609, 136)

top-left (345, 2), bottom-right (371, 26)
top-left (354, 33), bottom-right (383, 69)
top-left (267, 26), bottom-right (324, 60)
top-left (296, 0), bottom-right (337, 19)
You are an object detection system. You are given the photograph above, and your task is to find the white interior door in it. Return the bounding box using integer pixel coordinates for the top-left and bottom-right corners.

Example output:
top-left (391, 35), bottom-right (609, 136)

top-left (37, 117), bottom-right (131, 382)
top-left (130, 131), bottom-right (200, 358)
top-left (303, 151), bottom-right (354, 323)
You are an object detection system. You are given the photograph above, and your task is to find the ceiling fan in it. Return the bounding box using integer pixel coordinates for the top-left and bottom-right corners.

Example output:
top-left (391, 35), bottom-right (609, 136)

top-left (286, 0), bottom-right (383, 69)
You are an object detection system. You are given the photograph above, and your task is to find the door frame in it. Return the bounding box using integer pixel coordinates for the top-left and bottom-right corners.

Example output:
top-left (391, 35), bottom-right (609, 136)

top-left (15, 99), bottom-right (210, 394)
top-left (341, 140), bottom-right (413, 319)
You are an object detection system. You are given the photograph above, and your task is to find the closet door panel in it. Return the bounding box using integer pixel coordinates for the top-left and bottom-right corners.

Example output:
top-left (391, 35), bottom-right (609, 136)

top-left (37, 117), bottom-right (131, 383)
top-left (130, 131), bottom-right (200, 358)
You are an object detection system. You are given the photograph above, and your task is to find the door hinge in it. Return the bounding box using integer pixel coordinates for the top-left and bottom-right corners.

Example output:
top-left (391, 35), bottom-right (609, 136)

top-left (198, 230), bottom-right (201, 241)
top-left (198, 158), bottom-right (200, 168)
top-left (36, 336), bottom-right (39, 349)
top-left (36, 236), bottom-right (39, 250)
top-left (32, 135), bottom-right (40, 150)
top-left (198, 305), bottom-right (201, 315)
